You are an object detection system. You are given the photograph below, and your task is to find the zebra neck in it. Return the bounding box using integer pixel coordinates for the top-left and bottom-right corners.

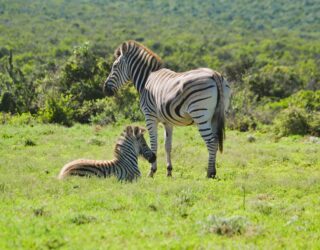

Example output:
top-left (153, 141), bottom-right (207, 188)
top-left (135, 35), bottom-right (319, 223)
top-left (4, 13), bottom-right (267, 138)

top-left (128, 55), bottom-right (162, 93)
top-left (131, 66), bottom-right (152, 94)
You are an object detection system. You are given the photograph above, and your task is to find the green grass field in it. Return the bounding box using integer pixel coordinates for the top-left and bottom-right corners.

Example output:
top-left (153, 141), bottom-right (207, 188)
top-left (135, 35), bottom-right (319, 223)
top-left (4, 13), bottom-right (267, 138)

top-left (0, 123), bottom-right (319, 249)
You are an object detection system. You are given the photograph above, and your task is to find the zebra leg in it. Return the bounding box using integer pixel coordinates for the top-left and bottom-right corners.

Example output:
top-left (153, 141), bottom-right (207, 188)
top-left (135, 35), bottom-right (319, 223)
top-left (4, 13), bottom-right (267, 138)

top-left (164, 124), bottom-right (173, 177)
top-left (196, 120), bottom-right (219, 178)
top-left (147, 120), bottom-right (158, 177)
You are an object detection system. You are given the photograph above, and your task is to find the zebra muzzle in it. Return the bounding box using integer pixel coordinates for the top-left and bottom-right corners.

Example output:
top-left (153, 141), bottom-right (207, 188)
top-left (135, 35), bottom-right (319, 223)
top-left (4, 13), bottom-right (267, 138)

top-left (104, 85), bottom-right (115, 97)
top-left (148, 153), bottom-right (156, 163)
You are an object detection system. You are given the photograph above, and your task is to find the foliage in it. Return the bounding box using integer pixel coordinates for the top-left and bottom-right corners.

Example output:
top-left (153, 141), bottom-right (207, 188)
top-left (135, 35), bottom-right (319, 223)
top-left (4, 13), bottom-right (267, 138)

top-left (267, 90), bottom-right (320, 112)
top-left (38, 94), bottom-right (74, 126)
top-left (0, 0), bottom-right (319, 135)
top-left (244, 65), bottom-right (303, 100)
top-left (273, 108), bottom-right (310, 137)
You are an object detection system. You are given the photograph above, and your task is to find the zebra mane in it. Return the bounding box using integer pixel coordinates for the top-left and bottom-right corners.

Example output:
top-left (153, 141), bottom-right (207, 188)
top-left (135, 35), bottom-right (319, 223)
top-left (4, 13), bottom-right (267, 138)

top-left (113, 125), bottom-right (146, 158)
top-left (115, 40), bottom-right (164, 70)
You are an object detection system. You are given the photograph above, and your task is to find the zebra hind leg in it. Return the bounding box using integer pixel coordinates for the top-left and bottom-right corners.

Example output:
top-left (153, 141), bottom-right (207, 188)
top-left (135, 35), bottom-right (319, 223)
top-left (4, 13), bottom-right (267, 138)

top-left (164, 124), bottom-right (173, 177)
top-left (195, 120), bottom-right (219, 178)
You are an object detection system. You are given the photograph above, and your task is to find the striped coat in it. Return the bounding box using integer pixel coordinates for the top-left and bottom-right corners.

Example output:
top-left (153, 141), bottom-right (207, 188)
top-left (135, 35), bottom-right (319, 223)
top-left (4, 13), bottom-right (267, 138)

top-left (104, 41), bottom-right (231, 178)
top-left (58, 125), bottom-right (156, 181)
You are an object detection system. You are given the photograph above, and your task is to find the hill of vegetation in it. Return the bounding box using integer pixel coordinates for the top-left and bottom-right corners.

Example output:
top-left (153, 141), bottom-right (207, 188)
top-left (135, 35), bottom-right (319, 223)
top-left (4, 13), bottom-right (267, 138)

top-left (0, 0), bottom-right (319, 135)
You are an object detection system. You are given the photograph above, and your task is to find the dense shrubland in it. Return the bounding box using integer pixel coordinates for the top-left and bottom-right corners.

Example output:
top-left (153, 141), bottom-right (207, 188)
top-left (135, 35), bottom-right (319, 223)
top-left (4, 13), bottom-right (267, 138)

top-left (0, 0), bottom-right (319, 136)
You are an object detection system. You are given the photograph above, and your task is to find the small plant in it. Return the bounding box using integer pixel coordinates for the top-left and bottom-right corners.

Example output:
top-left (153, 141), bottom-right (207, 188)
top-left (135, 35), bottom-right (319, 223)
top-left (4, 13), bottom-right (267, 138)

top-left (203, 215), bottom-right (251, 237)
top-left (24, 139), bottom-right (36, 146)
top-left (70, 214), bottom-right (96, 225)
top-left (0, 183), bottom-right (5, 193)
top-left (253, 201), bottom-right (273, 215)
top-left (87, 138), bottom-right (105, 146)
top-left (33, 207), bottom-right (45, 217)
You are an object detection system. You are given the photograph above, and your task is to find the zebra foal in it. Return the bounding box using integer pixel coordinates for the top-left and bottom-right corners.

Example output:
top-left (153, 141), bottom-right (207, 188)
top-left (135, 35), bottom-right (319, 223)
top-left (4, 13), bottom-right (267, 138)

top-left (103, 41), bottom-right (231, 178)
top-left (58, 125), bottom-right (156, 181)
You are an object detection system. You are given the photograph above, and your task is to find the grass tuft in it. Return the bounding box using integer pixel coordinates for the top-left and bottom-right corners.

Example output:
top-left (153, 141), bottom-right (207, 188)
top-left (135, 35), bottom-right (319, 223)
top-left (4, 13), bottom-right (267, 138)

top-left (87, 138), bottom-right (105, 146)
top-left (24, 138), bottom-right (36, 146)
top-left (33, 207), bottom-right (46, 217)
top-left (204, 215), bottom-right (252, 237)
top-left (70, 214), bottom-right (97, 225)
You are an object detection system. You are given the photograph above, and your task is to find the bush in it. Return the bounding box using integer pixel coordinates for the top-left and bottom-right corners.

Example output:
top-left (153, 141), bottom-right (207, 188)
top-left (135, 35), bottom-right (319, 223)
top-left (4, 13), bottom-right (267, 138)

top-left (78, 99), bottom-right (116, 125)
top-left (245, 65), bottom-right (303, 100)
top-left (0, 112), bottom-right (38, 126)
top-left (0, 92), bottom-right (16, 113)
top-left (273, 108), bottom-right (310, 136)
top-left (267, 90), bottom-right (320, 112)
top-left (227, 89), bottom-right (258, 131)
top-left (38, 94), bottom-right (74, 126)
top-left (227, 113), bottom-right (257, 132)
top-left (309, 112), bottom-right (320, 136)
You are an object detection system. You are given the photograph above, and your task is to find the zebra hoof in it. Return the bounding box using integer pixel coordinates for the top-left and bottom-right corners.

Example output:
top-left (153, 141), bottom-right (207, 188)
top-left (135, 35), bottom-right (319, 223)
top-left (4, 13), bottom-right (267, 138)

top-left (167, 172), bottom-right (172, 177)
top-left (207, 172), bottom-right (216, 179)
top-left (148, 169), bottom-right (156, 178)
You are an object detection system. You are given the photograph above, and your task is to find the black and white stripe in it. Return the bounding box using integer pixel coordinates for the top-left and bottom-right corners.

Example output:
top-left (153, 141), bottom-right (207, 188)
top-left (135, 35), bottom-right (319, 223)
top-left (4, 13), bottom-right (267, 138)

top-left (58, 125), bottom-right (156, 181)
top-left (104, 41), bottom-right (231, 178)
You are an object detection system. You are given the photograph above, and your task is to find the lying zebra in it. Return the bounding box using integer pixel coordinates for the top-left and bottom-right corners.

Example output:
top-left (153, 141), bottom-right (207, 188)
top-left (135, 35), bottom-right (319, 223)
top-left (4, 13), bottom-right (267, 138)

top-left (58, 125), bottom-right (156, 181)
top-left (103, 40), bottom-right (231, 178)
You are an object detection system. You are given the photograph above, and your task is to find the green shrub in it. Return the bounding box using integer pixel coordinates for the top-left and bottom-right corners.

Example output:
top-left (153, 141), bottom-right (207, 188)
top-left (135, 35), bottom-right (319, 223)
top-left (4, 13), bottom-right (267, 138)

top-left (0, 92), bottom-right (16, 113)
top-left (0, 112), bottom-right (38, 126)
top-left (245, 65), bottom-right (303, 100)
top-left (38, 94), bottom-right (74, 126)
top-left (81, 99), bottom-right (117, 125)
top-left (227, 89), bottom-right (258, 131)
top-left (273, 108), bottom-right (310, 136)
top-left (267, 90), bottom-right (320, 112)
top-left (227, 113), bottom-right (257, 132)
top-left (309, 112), bottom-right (320, 136)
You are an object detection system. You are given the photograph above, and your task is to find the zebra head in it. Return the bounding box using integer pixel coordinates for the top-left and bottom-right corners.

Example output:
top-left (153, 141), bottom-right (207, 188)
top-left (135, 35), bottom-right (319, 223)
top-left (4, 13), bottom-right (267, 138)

top-left (103, 42), bottom-right (131, 96)
top-left (131, 126), bottom-right (156, 164)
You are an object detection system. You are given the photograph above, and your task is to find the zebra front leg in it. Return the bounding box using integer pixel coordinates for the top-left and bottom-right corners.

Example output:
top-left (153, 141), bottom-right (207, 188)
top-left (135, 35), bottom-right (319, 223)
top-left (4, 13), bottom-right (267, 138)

top-left (164, 124), bottom-right (173, 177)
top-left (146, 120), bottom-right (158, 177)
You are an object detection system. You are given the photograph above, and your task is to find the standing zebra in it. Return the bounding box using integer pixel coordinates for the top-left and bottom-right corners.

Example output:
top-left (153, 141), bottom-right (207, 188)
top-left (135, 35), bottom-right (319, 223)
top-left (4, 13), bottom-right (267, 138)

top-left (103, 41), bottom-right (231, 178)
top-left (58, 125), bottom-right (156, 181)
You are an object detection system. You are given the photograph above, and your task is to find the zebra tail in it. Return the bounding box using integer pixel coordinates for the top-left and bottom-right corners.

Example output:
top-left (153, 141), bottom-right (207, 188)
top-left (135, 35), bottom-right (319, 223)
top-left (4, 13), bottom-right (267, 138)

top-left (58, 159), bottom-right (101, 179)
top-left (212, 74), bottom-right (225, 153)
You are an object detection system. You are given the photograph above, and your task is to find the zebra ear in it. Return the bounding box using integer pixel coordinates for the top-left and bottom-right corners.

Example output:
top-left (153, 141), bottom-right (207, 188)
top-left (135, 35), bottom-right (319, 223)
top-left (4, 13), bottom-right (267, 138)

top-left (121, 42), bottom-right (128, 55)
top-left (133, 126), bottom-right (140, 137)
top-left (139, 127), bottom-right (147, 134)
top-left (114, 48), bottom-right (121, 59)
top-left (126, 126), bottom-right (133, 136)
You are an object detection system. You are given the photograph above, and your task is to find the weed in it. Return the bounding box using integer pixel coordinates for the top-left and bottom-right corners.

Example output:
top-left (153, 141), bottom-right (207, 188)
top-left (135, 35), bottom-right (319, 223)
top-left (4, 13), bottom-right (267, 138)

top-left (252, 201), bottom-right (274, 215)
top-left (70, 214), bottom-right (96, 225)
top-left (24, 139), bottom-right (36, 146)
top-left (33, 207), bottom-right (46, 217)
top-left (203, 215), bottom-right (252, 237)
top-left (148, 204), bottom-right (157, 211)
top-left (45, 238), bottom-right (66, 250)
top-left (0, 183), bottom-right (5, 193)
top-left (87, 138), bottom-right (105, 146)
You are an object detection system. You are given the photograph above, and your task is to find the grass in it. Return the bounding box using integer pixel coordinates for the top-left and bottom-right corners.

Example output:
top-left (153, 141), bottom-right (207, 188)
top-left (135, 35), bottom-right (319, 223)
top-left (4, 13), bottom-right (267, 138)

top-left (0, 123), bottom-right (319, 249)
